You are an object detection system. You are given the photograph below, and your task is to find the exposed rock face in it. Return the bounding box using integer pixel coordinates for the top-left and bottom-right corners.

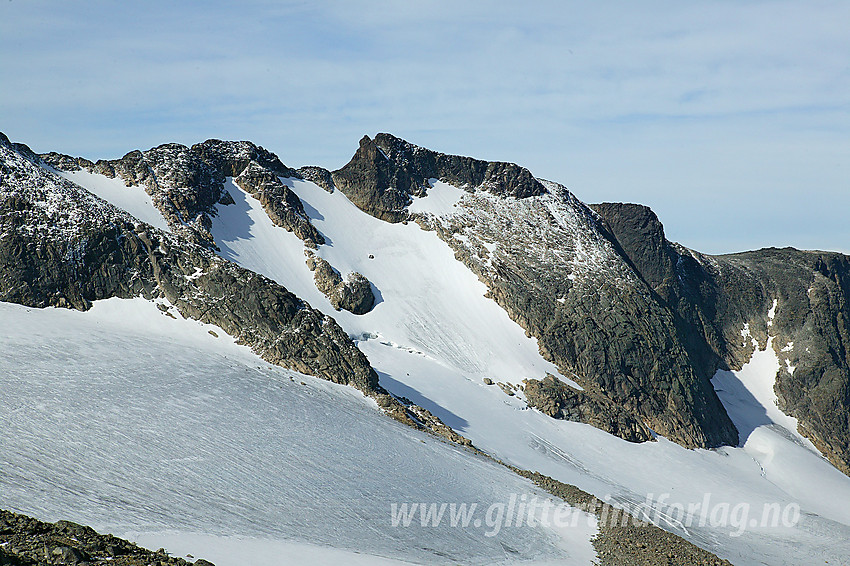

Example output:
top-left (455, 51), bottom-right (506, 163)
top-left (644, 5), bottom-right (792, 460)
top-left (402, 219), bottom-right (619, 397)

top-left (591, 203), bottom-right (740, 386)
top-left (331, 133), bottom-right (545, 222)
top-left (1, 134), bottom-right (375, 392)
top-left (0, 509), bottom-right (212, 565)
top-left (39, 151), bottom-right (95, 172)
top-left (193, 139), bottom-right (322, 245)
top-left (524, 375), bottom-right (653, 443)
top-left (433, 182), bottom-right (738, 449)
top-left (331, 134), bottom-right (738, 450)
top-left (592, 202), bottom-right (850, 475)
top-left (40, 138), bottom-right (323, 247)
top-left (719, 249), bottom-right (850, 475)
top-left (297, 166), bottom-right (335, 193)
top-left (305, 251), bottom-right (375, 314)
top-left (591, 203), bottom-right (672, 290)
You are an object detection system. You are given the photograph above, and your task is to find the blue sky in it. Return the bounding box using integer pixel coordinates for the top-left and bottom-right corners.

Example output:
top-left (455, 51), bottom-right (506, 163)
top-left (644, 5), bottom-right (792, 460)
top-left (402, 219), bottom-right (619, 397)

top-left (2, 1), bottom-right (848, 254)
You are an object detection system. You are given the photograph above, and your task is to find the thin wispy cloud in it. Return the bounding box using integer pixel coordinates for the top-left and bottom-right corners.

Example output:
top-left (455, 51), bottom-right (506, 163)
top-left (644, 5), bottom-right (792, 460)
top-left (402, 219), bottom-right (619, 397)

top-left (1, 0), bottom-right (847, 253)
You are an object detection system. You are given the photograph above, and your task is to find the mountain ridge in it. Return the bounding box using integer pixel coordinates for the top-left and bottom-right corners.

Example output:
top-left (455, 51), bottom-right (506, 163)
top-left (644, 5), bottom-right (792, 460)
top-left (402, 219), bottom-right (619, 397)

top-left (4, 129), bottom-right (850, 564)
top-left (7, 130), bottom-right (849, 475)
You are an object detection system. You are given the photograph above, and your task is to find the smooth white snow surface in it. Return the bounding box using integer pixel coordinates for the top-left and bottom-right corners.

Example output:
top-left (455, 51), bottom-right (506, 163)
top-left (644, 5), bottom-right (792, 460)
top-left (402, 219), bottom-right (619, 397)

top-left (56, 168), bottom-right (170, 231)
top-left (408, 179), bottom-right (466, 216)
top-left (0, 299), bottom-right (596, 565)
top-left (204, 177), bottom-right (850, 565)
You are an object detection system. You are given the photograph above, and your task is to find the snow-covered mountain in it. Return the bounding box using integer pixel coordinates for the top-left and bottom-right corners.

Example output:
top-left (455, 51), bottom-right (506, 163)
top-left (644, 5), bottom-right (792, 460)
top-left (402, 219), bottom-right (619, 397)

top-left (2, 131), bottom-right (850, 565)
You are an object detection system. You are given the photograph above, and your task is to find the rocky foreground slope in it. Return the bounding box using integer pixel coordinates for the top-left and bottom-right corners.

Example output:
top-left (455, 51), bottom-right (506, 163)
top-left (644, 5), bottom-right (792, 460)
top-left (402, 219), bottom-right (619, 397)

top-left (0, 509), bottom-right (215, 566)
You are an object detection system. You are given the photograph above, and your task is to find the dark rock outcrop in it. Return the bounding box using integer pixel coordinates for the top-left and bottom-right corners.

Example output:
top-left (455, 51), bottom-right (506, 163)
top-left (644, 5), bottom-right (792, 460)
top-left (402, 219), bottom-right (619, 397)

top-left (438, 197), bottom-right (738, 448)
top-left (297, 166), bottom-right (335, 193)
top-left (331, 133), bottom-right (545, 222)
top-left (0, 509), bottom-right (212, 566)
top-left (591, 203), bottom-right (746, 382)
top-left (524, 375), bottom-right (653, 443)
top-left (305, 251), bottom-right (375, 315)
top-left (193, 139), bottom-right (323, 245)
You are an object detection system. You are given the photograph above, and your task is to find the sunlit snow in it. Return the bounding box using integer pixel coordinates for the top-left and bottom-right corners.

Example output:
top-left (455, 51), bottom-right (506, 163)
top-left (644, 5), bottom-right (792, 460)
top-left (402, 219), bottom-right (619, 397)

top-left (408, 179), bottom-right (466, 216)
top-left (0, 299), bottom-right (596, 565)
top-left (56, 169), bottom-right (170, 231)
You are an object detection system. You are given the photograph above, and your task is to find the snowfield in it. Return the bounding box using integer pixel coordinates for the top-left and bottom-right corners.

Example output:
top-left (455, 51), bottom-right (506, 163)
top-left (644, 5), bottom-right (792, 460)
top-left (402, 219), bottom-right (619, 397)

top-left (0, 299), bottom-right (596, 565)
top-left (214, 176), bottom-right (573, 386)
top-left (10, 166), bottom-right (850, 565)
top-left (55, 168), bottom-right (170, 231)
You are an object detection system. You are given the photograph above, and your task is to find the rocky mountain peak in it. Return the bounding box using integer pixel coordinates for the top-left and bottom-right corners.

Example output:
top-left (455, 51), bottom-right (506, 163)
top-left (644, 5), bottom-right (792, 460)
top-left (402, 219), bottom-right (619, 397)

top-left (331, 133), bottom-right (547, 222)
top-left (38, 138), bottom-right (323, 247)
top-left (191, 138), bottom-right (299, 178)
top-left (591, 202), bottom-right (673, 290)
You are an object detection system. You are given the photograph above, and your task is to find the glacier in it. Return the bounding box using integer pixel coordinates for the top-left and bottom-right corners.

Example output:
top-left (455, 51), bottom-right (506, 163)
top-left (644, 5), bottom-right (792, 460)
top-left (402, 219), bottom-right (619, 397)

top-left (0, 298), bottom-right (596, 565)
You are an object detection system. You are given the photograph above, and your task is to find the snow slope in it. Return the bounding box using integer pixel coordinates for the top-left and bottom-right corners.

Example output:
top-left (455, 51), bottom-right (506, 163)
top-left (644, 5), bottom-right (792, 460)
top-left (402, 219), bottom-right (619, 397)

top-left (0, 299), bottom-right (596, 565)
top-left (712, 315), bottom-right (819, 453)
top-left (55, 169), bottom-right (170, 231)
top-left (408, 179), bottom-right (466, 215)
top-left (212, 177), bottom-right (573, 386)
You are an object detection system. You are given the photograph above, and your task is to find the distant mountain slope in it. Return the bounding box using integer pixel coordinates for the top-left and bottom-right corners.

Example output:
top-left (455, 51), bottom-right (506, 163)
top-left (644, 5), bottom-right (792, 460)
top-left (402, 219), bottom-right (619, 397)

top-left (591, 203), bottom-right (850, 475)
top-left (329, 133), bottom-right (850, 477)
top-left (22, 129), bottom-right (850, 474)
top-left (331, 133), bottom-right (739, 449)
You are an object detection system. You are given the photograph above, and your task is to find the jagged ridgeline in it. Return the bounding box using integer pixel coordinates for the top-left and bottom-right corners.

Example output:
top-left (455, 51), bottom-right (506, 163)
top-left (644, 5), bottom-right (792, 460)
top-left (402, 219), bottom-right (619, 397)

top-left (2, 130), bottom-right (849, 477)
top-left (0, 133), bottom-right (376, 392)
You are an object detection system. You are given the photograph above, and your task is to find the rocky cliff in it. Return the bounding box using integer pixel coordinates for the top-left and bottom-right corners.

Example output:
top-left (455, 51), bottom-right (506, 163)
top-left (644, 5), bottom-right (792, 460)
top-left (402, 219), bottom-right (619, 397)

top-left (591, 203), bottom-right (850, 474)
top-left (331, 133), bottom-right (546, 222)
top-left (1, 133), bottom-right (375, 392)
